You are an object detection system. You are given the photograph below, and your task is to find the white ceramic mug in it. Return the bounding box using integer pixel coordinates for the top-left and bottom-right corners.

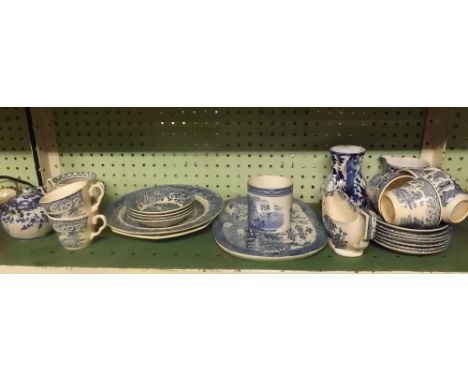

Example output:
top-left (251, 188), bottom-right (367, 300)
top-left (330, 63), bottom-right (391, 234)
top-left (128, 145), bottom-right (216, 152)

top-left (40, 180), bottom-right (105, 218)
top-left (48, 209), bottom-right (107, 250)
top-left (247, 175), bottom-right (293, 234)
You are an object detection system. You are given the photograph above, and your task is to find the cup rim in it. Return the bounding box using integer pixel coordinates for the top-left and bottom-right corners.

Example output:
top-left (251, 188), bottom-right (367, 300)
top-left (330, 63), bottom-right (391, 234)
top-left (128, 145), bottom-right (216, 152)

top-left (330, 145), bottom-right (366, 155)
top-left (381, 155), bottom-right (430, 169)
top-left (248, 175), bottom-right (293, 190)
top-left (40, 180), bottom-right (89, 205)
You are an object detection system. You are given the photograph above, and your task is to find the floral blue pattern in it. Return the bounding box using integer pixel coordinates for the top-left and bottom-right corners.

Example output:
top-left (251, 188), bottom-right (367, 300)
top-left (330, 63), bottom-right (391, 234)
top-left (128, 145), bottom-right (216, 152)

top-left (1, 187), bottom-right (52, 239)
top-left (247, 194), bottom-right (285, 232)
top-left (51, 217), bottom-right (89, 249)
top-left (329, 146), bottom-right (367, 207)
top-left (391, 179), bottom-right (441, 228)
top-left (126, 186), bottom-right (194, 213)
top-left (213, 198), bottom-right (328, 259)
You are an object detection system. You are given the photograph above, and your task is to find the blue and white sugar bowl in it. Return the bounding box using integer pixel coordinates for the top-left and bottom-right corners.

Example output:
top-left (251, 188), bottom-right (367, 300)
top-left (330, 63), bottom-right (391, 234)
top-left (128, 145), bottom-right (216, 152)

top-left (0, 187), bottom-right (52, 239)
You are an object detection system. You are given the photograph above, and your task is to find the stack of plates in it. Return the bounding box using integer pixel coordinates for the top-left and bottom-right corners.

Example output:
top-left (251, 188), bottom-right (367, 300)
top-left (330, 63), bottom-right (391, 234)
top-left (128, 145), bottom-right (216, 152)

top-left (372, 216), bottom-right (452, 255)
top-left (105, 185), bottom-right (224, 240)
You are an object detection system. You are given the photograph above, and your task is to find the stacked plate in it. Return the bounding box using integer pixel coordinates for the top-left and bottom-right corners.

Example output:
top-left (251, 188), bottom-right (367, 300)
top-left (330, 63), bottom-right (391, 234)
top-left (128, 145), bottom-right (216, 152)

top-left (372, 216), bottom-right (452, 255)
top-left (105, 185), bottom-right (224, 240)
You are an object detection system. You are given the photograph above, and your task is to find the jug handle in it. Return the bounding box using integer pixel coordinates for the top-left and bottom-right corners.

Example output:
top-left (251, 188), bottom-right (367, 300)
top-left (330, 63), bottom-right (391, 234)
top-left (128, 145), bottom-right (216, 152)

top-left (358, 208), bottom-right (377, 241)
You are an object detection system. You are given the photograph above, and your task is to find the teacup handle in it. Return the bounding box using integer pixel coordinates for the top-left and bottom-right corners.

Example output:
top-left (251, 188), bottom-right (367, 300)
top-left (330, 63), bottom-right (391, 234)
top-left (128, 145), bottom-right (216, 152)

top-left (90, 214), bottom-right (107, 240)
top-left (358, 208), bottom-right (377, 241)
top-left (89, 182), bottom-right (105, 209)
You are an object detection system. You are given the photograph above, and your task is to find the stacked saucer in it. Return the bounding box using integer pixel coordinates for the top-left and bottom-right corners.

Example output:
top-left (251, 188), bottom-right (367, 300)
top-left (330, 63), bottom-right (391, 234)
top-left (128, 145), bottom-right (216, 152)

top-left (372, 216), bottom-right (452, 255)
top-left (105, 185), bottom-right (224, 240)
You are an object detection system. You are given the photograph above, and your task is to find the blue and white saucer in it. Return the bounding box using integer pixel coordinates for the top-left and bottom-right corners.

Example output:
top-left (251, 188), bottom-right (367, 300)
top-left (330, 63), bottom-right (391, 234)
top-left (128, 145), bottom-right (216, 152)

top-left (213, 198), bottom-right (328, 261)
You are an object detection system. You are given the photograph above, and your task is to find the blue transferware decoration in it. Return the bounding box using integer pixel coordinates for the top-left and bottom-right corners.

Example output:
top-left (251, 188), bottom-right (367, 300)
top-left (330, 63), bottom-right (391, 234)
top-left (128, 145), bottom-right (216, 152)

top-left (40, 180), bottom-right (105, 218)
top-left (247, 176), bottom-right (293, 234)
top-left (411, 167), bottom-right (468, 224)
top-left (322, 184), bottom-right (376, 257)
top-left (329, 145), bottom-right (367, 207)
top-left (46, 171), bottom-right (97, 191)
top-left (49, 213), bottom-right (107, 250)
top-left (0, 187), bottom-right (52, 239)
top-left (380, 178), bottom-right (441, 228)
top-left (105, 185), bottom-right (223, 237)
top-left (367, 170), bottom-right (415, 212)
top-left (127, 185), bottom-right (194, 215)
top-left (212, 197), bottom-right (328, 261)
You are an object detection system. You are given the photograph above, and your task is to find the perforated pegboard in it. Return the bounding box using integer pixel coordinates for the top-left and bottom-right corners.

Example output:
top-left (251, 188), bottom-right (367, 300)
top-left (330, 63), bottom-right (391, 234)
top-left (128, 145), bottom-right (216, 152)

top-left (0, 107), bottom-right (37, 185)
top-left (444, 108), bottom-right (468, 190)
top-left (40, 108), bottom-right (426, 203)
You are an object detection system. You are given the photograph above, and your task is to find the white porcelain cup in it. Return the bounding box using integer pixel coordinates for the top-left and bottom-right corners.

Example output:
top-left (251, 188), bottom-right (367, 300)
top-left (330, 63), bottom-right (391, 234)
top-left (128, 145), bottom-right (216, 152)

top-left (40, 180), bottom-right (105, 218)
top-left (49, 209), bottom-right (107, 250)
top-left (247, 175), bottom-right (293, 234)
top-left (46, 171), bottom-right (97, 191)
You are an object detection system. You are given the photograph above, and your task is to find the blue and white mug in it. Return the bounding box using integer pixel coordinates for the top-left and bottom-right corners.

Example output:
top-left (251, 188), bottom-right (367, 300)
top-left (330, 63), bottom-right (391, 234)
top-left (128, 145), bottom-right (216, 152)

top-left (247, 175), bottom-right (293, 234)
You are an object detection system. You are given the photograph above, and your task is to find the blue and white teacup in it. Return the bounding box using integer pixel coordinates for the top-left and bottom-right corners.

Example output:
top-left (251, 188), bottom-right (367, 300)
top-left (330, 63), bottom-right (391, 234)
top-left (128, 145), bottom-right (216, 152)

top-left (48, 209), bottom-right (107, 250)
top-left (40, 180), bottom-right (105, 218)
top-left (247, 175), bottom-right (293, 234)
top-left (46, 171), bottom-right (97, 191)
top-left (380, 178), bottom-right (442, 228)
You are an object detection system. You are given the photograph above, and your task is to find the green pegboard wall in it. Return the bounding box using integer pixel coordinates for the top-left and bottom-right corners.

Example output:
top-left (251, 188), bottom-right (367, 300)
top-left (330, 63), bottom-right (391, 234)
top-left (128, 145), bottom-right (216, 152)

top-left (0, 107), bottom-right (37, 185)
top-left (444, 108), bottom-right (468, 190)
top-left (46, 107), bottom-right (426, 202)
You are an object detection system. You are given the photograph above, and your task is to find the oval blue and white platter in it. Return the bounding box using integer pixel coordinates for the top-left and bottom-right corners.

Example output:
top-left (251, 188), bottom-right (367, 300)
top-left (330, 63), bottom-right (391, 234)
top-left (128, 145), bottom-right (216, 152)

top-left (213, 197), bottom-right (328, 261)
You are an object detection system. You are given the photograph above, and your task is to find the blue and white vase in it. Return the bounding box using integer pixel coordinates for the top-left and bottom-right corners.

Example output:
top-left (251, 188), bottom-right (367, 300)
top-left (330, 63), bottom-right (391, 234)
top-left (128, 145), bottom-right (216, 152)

top-left (1, 187), bottom-right (52, 239)
top-left (329, 145), bottom-right (367, 207)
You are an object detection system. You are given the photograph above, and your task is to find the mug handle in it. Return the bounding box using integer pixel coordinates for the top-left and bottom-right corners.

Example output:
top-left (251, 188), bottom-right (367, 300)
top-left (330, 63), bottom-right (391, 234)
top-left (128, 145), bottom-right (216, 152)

top-left (358, 208), bottom-right (377, 241)
top-left (90, 214), bottom-right (107, 240)
top-left (89, 182), bottom-right (105, 209)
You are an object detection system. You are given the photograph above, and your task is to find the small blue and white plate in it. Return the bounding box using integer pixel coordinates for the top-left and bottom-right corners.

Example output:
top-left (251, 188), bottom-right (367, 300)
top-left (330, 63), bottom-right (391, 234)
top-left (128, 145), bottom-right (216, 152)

top-left (213, 197), bottom-right (328, 261)
top-left (106, 185), bottom-right (223, 236)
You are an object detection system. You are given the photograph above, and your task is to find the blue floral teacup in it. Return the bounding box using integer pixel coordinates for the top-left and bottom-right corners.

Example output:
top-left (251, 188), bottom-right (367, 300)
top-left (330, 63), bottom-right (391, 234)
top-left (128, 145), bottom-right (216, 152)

top-left (40, 180), bottom-right (105, 218)
top-left (48, 209), bottom-right (107, 250)
top-left (247, 175), bottom-right (293, 234)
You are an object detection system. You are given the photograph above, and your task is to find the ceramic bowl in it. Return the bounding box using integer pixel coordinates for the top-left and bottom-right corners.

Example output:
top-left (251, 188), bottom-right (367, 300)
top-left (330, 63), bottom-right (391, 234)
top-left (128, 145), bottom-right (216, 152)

top-left (127, 186), bottom-right (194, 216)
top-left (380, 178), bottom-right (442, 228)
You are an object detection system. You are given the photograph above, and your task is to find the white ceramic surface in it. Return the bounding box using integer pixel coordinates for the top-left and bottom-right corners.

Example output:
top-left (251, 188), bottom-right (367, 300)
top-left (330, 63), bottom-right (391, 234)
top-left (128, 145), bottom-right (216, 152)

top-left (247, 175), bottom-right (293, 234)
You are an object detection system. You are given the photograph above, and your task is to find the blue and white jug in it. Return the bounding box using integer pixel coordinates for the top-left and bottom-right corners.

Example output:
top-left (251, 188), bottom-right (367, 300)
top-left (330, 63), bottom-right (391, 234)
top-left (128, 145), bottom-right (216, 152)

top-left (329, 145), bottom-right (367, 207)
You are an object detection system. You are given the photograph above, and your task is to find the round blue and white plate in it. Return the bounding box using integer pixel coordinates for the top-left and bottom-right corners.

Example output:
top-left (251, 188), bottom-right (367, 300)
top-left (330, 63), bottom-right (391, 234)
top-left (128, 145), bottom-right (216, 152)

top-left (106, 185), bottom-right (224, 237)
top-left (213, 197), bottom-right (328, 261)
